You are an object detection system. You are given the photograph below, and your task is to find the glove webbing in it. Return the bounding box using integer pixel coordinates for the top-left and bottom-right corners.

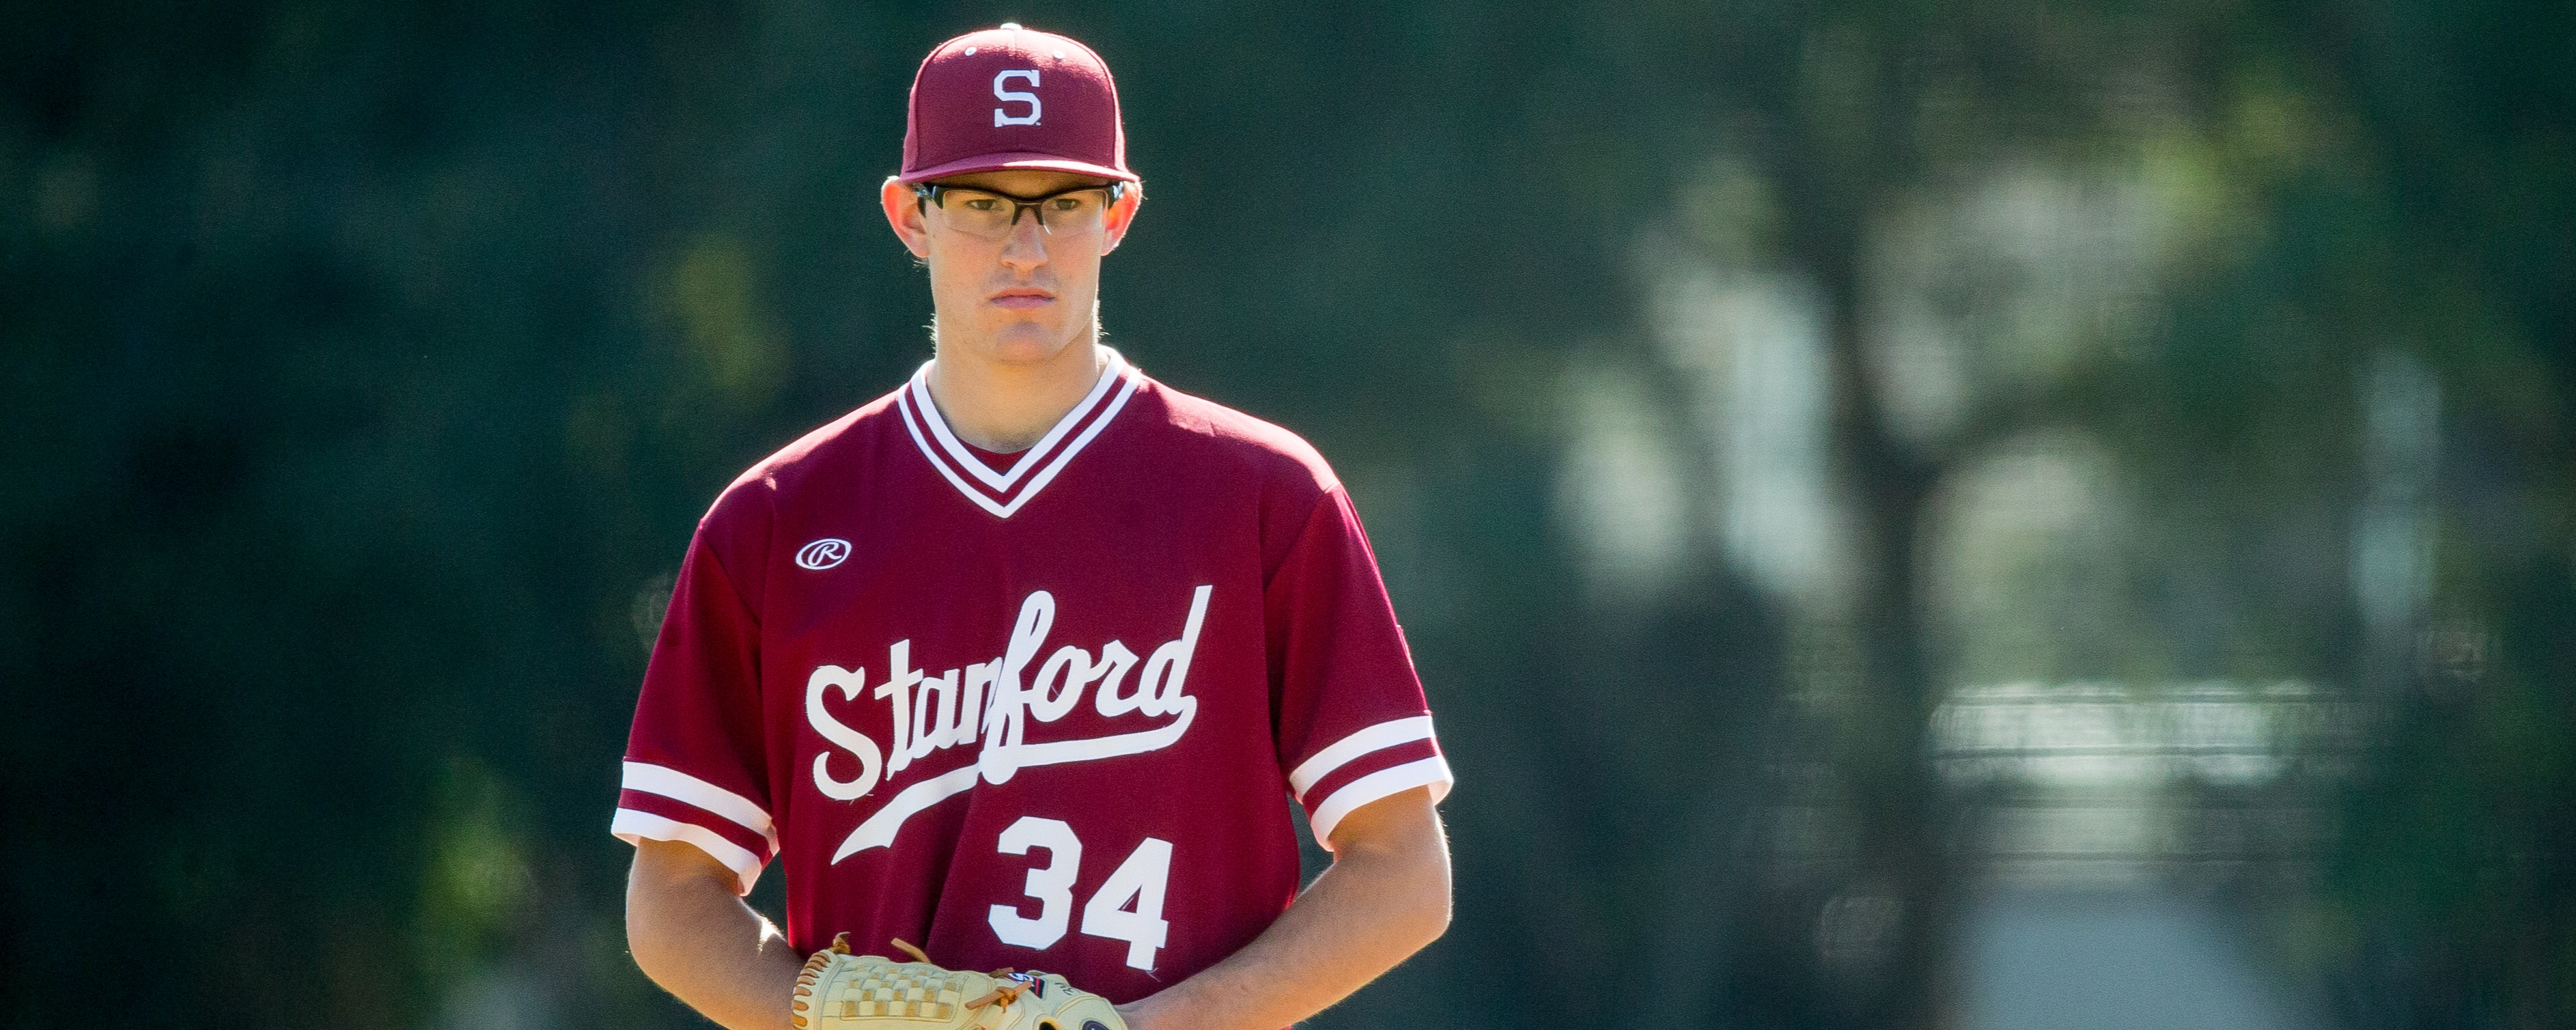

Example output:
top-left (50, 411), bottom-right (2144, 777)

top-left (789, 934), bottom-right (1040, 1029)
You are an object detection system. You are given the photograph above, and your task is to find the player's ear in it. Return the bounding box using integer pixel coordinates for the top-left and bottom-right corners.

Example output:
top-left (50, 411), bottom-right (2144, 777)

top-left (1098, 181), bottom-right (1143, 256)
top-left (880, 175), bottom-right (932, 260)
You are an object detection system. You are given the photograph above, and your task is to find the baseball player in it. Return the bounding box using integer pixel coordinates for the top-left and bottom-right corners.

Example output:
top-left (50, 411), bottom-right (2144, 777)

top-left (615, 23), bottom-right (1453, 1030)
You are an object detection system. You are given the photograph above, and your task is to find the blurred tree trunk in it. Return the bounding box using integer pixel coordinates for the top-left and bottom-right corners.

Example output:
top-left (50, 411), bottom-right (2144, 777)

top-left (1753, 19), bottom-right (1957, 1023)
top-left (1801, 210), bottom-right (1954, 1029)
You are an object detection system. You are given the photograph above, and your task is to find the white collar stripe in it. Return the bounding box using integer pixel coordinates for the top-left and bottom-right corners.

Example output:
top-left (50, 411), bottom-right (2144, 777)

top-left (898, 393), bottom-right (1018, 518)
top-left (897, 352), bottom-right (1139, 519)
top-left (993, 374), bottom-right (1138, 516)
top-left (908, 355), bottom-right (1126, 491)
top-left (907, 374), bottom-right (1016, 490)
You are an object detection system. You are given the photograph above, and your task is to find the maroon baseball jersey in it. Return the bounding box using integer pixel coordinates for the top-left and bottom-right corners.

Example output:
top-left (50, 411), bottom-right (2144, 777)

top-left (611, 350), bottom-right (1451, 1001)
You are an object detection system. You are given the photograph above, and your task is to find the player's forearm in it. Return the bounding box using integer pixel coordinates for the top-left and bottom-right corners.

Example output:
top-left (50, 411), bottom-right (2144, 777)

top-left (626, 838), bottom-right (807, 1030)
top-left (1119, 794), bottom-right (1452, 1030)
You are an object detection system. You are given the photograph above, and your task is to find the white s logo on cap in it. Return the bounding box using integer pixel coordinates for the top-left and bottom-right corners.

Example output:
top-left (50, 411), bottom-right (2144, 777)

top-left (994, 69), bottom-right (1041, 126)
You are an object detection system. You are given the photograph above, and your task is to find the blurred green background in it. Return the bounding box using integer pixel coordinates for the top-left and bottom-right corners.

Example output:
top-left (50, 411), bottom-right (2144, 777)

top-left (3, 1), bottom-right (2570, 1027)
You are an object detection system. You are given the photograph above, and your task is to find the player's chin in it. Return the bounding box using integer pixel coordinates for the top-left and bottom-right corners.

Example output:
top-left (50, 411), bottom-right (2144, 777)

top-left (984, 322), bottom-right (1084, 363)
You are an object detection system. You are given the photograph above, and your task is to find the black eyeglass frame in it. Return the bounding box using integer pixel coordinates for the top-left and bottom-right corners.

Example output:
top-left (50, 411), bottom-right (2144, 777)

top-left (912, 180), bottom-right (1129, 235)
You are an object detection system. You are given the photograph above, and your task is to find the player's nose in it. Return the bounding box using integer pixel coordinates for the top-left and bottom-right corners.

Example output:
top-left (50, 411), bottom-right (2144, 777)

top-left (997, 212), bottom-right (1050, 268)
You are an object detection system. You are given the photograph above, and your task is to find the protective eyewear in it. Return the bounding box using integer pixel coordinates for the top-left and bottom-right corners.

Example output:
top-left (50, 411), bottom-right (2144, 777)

top-left (913, 181), bottom-right (1125, 240)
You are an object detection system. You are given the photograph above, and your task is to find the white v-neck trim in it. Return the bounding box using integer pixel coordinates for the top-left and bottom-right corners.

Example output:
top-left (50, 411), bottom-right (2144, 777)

top-left (897, 350), bottom-right (1141, 519)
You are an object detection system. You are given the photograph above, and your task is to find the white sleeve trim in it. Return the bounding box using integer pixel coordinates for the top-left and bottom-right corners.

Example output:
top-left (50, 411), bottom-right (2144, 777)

top-left (1306, 755), bottom-right (1454, 850)
top-left (612, 809), bottom-right (766, 895)
top-left (621, 760), bottom-right (778, 850)
top-left (1287, 715), bottom-right (1437, 801)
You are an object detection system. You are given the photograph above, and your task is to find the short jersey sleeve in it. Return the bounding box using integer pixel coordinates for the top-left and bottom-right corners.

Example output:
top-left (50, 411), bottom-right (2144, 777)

top-left (611, 529), bottom-right (778, 894)
top-left (1268, 485), bottom-right (1453, 849)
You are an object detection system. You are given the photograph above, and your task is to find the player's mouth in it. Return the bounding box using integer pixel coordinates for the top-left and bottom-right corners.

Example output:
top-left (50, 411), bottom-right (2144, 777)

top-left (990, 288), bottom-right (1056, 309)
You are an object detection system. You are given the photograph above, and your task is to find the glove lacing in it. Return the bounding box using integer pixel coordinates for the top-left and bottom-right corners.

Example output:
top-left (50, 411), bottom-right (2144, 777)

top-left (890, 936), bottom-right (1041, 1012)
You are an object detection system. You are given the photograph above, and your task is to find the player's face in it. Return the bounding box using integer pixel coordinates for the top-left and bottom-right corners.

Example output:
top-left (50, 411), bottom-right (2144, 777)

top-left (881, 170), bottom-right (1140, 367)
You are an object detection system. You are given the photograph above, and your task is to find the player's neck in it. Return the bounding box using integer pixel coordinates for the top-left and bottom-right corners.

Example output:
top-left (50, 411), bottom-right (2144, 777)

top-left (924, 335), bottom-right (1110, 454)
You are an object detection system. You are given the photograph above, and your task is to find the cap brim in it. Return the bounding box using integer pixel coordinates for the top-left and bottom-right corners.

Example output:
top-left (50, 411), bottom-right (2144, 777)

top-left (898, 152), bottom-right (1138, 184)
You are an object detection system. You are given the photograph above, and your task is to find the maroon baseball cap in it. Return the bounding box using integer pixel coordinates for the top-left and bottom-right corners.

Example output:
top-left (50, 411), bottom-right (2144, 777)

top-left (899, 23), bottom-right (1136, 184)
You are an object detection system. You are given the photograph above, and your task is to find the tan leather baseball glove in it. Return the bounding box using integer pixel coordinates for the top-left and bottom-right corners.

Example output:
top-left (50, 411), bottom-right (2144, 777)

top-left (791, 934), bottom-right (1129, 1030)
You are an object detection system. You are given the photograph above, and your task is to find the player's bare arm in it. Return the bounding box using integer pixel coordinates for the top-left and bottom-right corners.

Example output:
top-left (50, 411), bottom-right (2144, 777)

top-left (627, 838), bottom-right (804, 1030)
top-left (1117, 786), bottom-right (1451, 1030)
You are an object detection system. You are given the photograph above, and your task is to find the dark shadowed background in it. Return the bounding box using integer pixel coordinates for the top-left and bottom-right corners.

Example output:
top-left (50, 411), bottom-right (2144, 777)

top-left (3, 1), bottom-right (2571, 1027)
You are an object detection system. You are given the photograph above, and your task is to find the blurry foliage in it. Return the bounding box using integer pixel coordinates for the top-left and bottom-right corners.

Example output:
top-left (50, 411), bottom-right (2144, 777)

top-left (1, 0), bottom-right (2570, 1028)
top-left (419, 757), bottom-right (535, 988)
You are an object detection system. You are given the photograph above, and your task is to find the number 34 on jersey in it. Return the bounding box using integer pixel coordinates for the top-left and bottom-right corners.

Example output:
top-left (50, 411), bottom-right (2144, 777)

top-left (989, 816), bottom-right (1171, 971)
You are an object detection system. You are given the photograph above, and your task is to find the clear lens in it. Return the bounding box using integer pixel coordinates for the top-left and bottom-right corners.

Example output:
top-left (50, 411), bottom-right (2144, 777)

top-left (1040, 191), bottom-right (1106, 227)
top-left (933, 187), bottom-right (1110, 240)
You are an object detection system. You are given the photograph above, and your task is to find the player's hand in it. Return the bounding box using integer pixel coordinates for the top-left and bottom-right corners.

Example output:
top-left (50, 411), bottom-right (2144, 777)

top-left (792, 934), bottom-right (1129, 1030)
